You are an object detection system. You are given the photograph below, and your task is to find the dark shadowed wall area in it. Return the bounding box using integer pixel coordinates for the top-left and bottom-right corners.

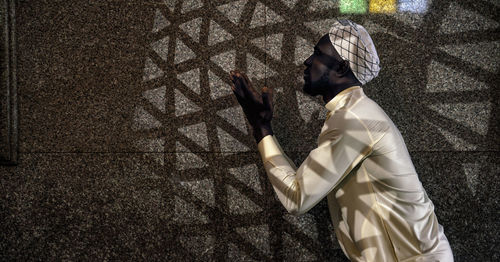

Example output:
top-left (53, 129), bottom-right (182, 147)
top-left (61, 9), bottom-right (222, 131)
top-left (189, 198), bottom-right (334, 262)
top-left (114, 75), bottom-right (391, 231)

top-left (1, 0), bottom-right (498, 261)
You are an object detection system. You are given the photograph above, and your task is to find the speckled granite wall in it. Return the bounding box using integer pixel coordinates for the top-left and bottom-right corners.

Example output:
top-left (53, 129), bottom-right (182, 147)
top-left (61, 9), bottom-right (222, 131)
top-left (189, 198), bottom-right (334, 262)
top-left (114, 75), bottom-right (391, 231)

top-left (1, 0), bottom-right (498, 261)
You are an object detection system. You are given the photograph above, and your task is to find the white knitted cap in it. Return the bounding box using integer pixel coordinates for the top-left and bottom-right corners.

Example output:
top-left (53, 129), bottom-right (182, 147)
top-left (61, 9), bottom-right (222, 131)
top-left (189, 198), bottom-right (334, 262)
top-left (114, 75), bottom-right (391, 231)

top-left (328, 19), bottom-right (381, 85)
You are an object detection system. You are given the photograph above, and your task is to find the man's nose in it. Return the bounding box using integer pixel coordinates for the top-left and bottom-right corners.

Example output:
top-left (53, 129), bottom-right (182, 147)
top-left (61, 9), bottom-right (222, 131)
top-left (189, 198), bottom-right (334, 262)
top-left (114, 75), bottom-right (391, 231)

top-left (303, 54), bottom-right (313, 67)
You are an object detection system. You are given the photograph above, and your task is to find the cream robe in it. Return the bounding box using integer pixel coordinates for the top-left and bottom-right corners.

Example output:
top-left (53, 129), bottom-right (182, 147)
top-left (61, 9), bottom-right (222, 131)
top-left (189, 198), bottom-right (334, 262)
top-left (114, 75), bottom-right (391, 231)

top-left (257, 86), bottom-right (453, 261)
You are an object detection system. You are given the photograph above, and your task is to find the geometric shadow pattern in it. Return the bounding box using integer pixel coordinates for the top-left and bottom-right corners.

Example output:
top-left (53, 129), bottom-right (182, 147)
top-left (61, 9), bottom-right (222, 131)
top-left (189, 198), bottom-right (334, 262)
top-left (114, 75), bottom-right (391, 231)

top-left (133, 0), bottom-right (498, 261)
top-left (137, 0), bottom-right (283, 260)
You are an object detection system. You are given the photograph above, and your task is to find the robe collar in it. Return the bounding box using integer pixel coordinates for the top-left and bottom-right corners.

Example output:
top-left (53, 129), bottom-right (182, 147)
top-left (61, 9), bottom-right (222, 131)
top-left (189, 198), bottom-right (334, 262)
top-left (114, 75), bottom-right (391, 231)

top-left (324, 85), bottom-right (361, 112)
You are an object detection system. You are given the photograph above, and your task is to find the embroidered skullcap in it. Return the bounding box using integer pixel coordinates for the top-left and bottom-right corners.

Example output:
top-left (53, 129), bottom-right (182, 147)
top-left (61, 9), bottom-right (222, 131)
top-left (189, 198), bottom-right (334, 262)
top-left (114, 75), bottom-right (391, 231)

top-left (328, 19), bottom-right (381, 85)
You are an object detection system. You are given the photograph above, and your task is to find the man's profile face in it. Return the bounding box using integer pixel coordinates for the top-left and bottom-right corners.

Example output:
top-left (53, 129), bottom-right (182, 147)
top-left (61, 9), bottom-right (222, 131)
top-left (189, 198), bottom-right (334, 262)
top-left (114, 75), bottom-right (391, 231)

top-left (303, 34), bottom-right (343, 96)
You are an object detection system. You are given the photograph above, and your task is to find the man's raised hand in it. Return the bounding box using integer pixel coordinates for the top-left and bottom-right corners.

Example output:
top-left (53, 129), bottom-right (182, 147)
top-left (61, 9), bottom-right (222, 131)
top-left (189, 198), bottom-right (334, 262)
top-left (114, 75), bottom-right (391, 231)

top-left (229, 69), bottom-right (274, 143)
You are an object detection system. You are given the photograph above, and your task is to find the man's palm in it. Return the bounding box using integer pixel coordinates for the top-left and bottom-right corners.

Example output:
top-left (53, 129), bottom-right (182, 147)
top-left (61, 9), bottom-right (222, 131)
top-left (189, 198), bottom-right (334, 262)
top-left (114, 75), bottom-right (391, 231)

top-left (229, 70), bottom-right (273, 129)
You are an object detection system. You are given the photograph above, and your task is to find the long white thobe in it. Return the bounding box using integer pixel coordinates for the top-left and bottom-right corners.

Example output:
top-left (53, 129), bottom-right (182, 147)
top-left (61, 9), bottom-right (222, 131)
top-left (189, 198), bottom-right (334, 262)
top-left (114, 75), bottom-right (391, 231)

top-left (257, 86), bottom-right (454, 261)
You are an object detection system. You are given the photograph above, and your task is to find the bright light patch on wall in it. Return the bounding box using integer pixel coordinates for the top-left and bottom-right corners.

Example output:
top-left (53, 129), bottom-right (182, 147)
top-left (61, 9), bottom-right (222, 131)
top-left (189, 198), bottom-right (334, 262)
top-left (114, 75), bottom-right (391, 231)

top-left (398, 0), bottom-right (428, 13)
top-left (340, 0), bottom-right (368, 14)
top-left (369, 0), bottom-right (396, 13)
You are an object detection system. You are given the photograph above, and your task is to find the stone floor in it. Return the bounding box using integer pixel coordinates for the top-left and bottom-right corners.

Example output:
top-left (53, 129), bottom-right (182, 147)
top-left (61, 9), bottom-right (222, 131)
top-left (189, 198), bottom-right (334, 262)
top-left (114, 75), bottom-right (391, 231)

top-left (1, 0), bottom-right (498, 261)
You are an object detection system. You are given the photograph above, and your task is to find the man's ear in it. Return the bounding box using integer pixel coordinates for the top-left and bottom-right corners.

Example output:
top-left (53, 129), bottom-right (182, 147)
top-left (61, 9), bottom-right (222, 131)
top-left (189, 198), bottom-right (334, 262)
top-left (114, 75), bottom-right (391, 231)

top-left (336, 60), bottom-right (350, 76)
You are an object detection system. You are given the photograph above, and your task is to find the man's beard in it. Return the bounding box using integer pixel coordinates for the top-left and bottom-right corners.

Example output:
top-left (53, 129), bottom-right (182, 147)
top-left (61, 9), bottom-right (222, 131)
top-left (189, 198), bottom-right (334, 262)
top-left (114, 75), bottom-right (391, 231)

top-left (303, 72), bottom-right (329, 96)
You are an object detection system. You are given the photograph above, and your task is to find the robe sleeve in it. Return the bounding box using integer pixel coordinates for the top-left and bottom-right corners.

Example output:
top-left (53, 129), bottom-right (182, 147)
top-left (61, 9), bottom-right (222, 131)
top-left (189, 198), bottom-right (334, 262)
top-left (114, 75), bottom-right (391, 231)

top-left (257, 110), bottom-right (383, 216)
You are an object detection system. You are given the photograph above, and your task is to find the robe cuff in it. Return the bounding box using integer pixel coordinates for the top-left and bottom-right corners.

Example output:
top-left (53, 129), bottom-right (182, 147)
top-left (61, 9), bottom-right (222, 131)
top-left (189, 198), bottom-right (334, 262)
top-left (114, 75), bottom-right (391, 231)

top-left (257, 135), bottom-right (283, 162)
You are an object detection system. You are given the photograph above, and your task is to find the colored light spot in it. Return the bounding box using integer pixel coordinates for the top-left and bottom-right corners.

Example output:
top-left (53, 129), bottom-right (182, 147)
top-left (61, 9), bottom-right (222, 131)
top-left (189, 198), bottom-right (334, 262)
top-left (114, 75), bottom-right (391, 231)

top-left (370, 0), bottom-right (396, 13)
top-left (340, 0), bottom-right (368, 14)
top-left (399, 0), bottom-right (428, 13)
